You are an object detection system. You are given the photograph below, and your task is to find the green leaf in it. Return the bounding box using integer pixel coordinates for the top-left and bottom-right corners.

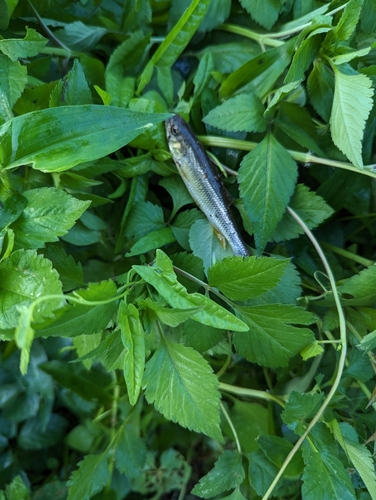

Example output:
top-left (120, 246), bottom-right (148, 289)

top-left (307, 60), bottom-right (334, 122)
top-left (281, 391), bottom-right (324, 435)
top-left (238, 132), bottom-right (297, 252)
top-left (11, 187), bottom-right (90, 250)
top-left (0, 192), bottom-right (27, 230)
top-left (0, 249), bottom-right (63, 329)
top-left (144, 337), bottom-right (222, 441)
top-left (208, 256), bottom-right (289, 301)
top-left (300, 341), bottom-right (324, 360)
top-left (284, 35), bottom-right (322, 84)
top-left (125, 227), bottom-right (176, 257)
top-left (67, 452), bottom-right (110, 500)
top-left (191, 450), bottom-right (245, 497)
top-left (5, 476), bottom-right (30, 500)
top-left (334, 0), bottom-right (364, 41)
top-left (124, 201), bottom-right (165, 239)
top-left (248, 450), bottom-right (280, 497)
top-left (137, 0), bottom-right (211, 94)
top-left (233, 305), bottom-right (315, 367)
top-left (334, 266), bottom-right (376, 306)
top-left (35, 281), bottom-right (117, 339)
top-left (139, 299), bottom-right (203, 327)
top-left (358, 329), bottom-right (376, 353)
top-left (220, 38), bottom-right (295, 99)
top-left (0, 27), bottom-right (47, 62)
top-left (189, 218), bottom-right (234, 272)
top-left (55, 22), bottom-right (108, 52)
top-left (183, 320), bottom-right (224, 352)
top-left (43, 246), bottom-right (85, 292)
top-left (133, 250), bottom-right (248, 331)
top-left (115, 417), bottom-right (147, 478)
top-left (159, 176), bottom-right (194, 219)
top-left (257, 435), bottom-right (303, 477)
top-left (171, 209), bottom-right (205, 251)
top-left (118, 302), bottom-right (145, 406)
top-left (0, 55), bottom-right (27, 109)
top-left (272, 184), bottom-right (334, 242)
top-left (302, 447), bottom-right (356, 500)
top-left (330, 67), bottom-right (373, 168)
top-left (199, 0), bottom-right (232, 33)
top-left (239, 0), bottom-right (280, 30)
top-left (50, 60), bottom-right (92, 107)
top-left (203, 93), bottom-right (267, 133)
top-left (0, 105), bottom-right (172, 172)
top-left (14, 305), bottom-right (35, 374)
top-left (171, 251), bottom-right (205, 293)
top-left (0, 0), bottom-right (18, 30)
top-left (332, 422), bottom-right (376, 500)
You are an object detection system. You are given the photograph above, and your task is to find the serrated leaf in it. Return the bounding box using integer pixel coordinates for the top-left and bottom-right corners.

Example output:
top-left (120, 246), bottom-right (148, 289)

top-left (159, 176), bottom-right (194, 219)
top-left (330, 67), bottom-right (373, 168)
top-left (35, 280), bottom-right (117, 339)
top-left (358, 330), bottom-right (376, 353)
top-left (125, 227), bottom-right (176, 257)
top-left (138, 0), bottom-right (211, 94)
top-left (124, 201), bottom-right (165, 239)
top-left (238, 132), bottom-right (297, 252)
top-left (307, 60), bottom-right (334, 122)
top-left (5, 476), bottom-right (30, 500)
top-left (0, 55), bottom-right (27, 109)
top-left (208, 256), bottom-right (289, 301)
top-left (114, 418), bottom-right (147, 478)
top-left (133, 250), bottom-right (248, 332)
top-left (334, 266), bottom-right (376, 306)
top-left (144, 337), bottom-right (222, 441)
top-left (43, 246), bottom-right (84, 292)
top-left (332, 47), bottom-right (371, 65)
top-left (0, 106), bottom-right (172, 172)
top-left (55, 22), bottom-right (108, 52)
top-left (118, 302), bottom-right (145, 405)
top-left (281, 391), bottom-right (324, 435)
top-left (0, 249), bottom-right (63, 329)
top-left (0, 27), bottom-right (47, 62)
top-left (139, 298), bottom-right (202, 327)
top-left (300, 341), bottom-right (324, 360)
top-left (239, 0), bottom-right (280, 30)
top-left (191, 450), bottom-right (245, 497)
top-left (189, 218), bottom-right (234, 272)
top-left (272, 184), bottom-right (334, 242)
top-left (233, 305), bottom-right (315, 367)
top-left (50, 59), bottom-right (92, 107)
top-left (203, 93), bottom-right (267, 133)
top-left (67, 452), bottom-right (110, 500)
top-left (334, 0), bottom-right (363, 41)
top-left (11, 187), bottom-right (90, 250)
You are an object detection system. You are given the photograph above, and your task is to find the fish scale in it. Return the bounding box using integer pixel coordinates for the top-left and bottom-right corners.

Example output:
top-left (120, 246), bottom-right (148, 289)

top-left (165, 114), bottom-right (249, 257)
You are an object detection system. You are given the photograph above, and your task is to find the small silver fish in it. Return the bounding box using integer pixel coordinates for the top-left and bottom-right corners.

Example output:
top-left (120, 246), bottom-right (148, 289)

top-left (165, 114), bottom-right (249, 257)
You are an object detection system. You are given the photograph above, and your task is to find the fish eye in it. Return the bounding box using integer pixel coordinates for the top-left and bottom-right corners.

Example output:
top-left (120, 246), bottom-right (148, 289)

top-left (170, 124), bottom-right (179, 136)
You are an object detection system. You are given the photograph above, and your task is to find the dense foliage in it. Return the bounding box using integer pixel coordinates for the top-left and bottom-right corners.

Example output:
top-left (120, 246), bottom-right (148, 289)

top-left (0, 0), bottom-right (376, 499)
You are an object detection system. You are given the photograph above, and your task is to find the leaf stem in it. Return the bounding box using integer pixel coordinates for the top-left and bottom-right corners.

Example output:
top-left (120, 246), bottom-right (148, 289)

top-left (220, 402), bottom-right (242, 453)
top-left (319, 242), bottom-right (374, 267)
top-left (198, 136), bottom-right (376, 179)
top-left (260, 207), bottom-right (347, 500)
top-left (219, 382), bottom-right (285, 407)
top-left (218, 24), bottom-right (284, 48)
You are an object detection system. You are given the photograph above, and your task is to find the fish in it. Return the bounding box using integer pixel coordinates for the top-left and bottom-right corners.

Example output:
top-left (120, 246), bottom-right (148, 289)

top-left (165, 114), bottom-right (249, 257)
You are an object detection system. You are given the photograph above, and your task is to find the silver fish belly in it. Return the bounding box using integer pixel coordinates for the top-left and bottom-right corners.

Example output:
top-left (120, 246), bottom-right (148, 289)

top-left (165, 114), bottom-right (249, 257)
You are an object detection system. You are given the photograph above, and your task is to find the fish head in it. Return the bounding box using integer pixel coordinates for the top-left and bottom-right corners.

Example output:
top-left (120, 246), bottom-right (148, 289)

top-left (165, 114), bottom-right (189, 161)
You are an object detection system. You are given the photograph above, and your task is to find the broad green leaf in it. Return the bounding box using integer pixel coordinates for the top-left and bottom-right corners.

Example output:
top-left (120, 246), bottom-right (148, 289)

top-left (0, 105), bottom-right (172, 172)
top-left (125, 227), bottom-right (176, 257)
top-left (144, 337), bottom-right (222, 441)
top-left (233, 305), bottom-right (315, 367)
top-left (55, 22), bottom-right (108, 52)
top-left (220, 38), bottom-right (295, 99)
top-left (302, 447), bottom-right (356, 500)
top-left (171, 251), bottom-right (205, 293)
top-left (137, 0), bottom-right (211, 94)
top-left (264, 80), bottom-right (302, 116)
top-left (0, 55), bottom-right (27, 109)
top-left (331, 265), bottom-right (376, 306)
top-left (183, 320), bottom-right (224, 352)
top-left (11, 187), bottom-right (90, 250)
top-left (358, 330), bottom-right (376, 353)
top-left (0, 192), bottom-right (27, 230)
top-left (5, 476), bottom-right (30, 500)
top-left (300, 341), bottom-right (324, 360)
top-left (281, 391), bottom-right (324, 435)
top-left (307, 60), bottom-right (334, 122)
top-left (361, 0), bottom-right (376, 32)
top-left (138, 299), bottom-right (203, 327)
top-left (248, 450), bottom-right (280, 497)
top-left (0, 0), bottom-right (18, 30)
top-left (172, 209), bottom-right (205, 251)
top-left (195, 42), bottom-right (259, 75)
top-left (73, 333), bottom-right (101, 369)
top-left (128, 94), bottom-right (169, 150)
top-left (43, 246), bottom-right (85, 292)
top-left (50, 60), bottom-right (92, 107)
top-left (221, 488), bottom-right (247, 500)
top-left (0, 249), bottom-right (63, 329)
top-left (333, 422), bottom-right (376, 500)
top-left (238, 132), bottom-right (297, 252)
top-left (284, 35), bottom-right (322, 84)
top-left (332, 47), bottom-right (371, 65)
top-left (67, 452), bottom-right (110, 500)
top-left (208, 256), bottom-right (289, 301)
top-left (133, 250), bottom-right (248, 331)
top-left (118, 302), bottom-right (145, 405)
top-left (203, 93), bottom-right (267, 133)
top-left (189, 218), bottom-right (234, 272)
top-left (199, 0), bottom-right (232, 33)
top-left (257, 435), bottom-right (304, 477)
top-left (334, 0), bottom-right (364, 41)
top-left (272, 184), bottom-right (334, 242)
top-left (330, 67), bottom-right (373, 168)
top-left (191, 450), bottom-right (245, 497)
top-left (115, 418), bottom-right (147, 478)
top-left (239, 0), bottom-right (280, 30)
top-left (159, 176), bottom-right (194, 219)
top-left (0, 28), bottom-right (47, 62)
top-left (124, 201), bottom-right (165, 239)
top-left (35, 280), bottom-right (117, 338)
top-left (193, 52), bottom-right (215, 99)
